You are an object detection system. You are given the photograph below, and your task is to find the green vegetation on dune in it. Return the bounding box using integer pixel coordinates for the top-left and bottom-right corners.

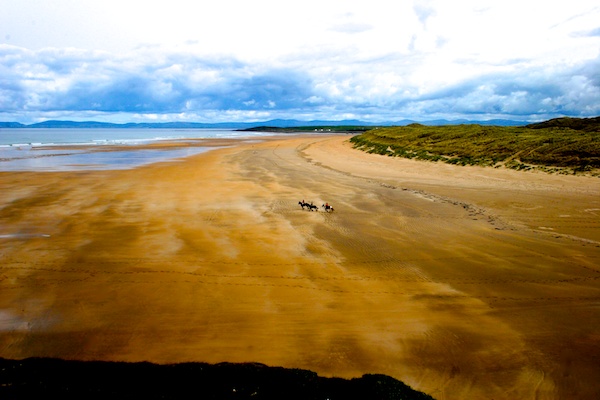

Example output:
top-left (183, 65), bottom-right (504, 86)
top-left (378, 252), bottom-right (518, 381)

top-left (350, 118), bottom-right (600, 175)
top-left (526, 116), bottom-right (600, 131)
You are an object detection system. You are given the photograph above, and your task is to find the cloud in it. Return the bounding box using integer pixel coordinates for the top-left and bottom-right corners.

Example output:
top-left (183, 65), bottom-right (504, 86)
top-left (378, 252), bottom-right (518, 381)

top-left (2, 1), bottom-right (600, 123)
top-left (330, 22), bottom-right (374, 34)
top-left (389, 57), bottom-right (600, 119)
top-left (575, 26), bottom-right (600, 37)
top-left (413, 1), bottom-right (436, 25)
top-left (0, 46), bottom-right (320, 118)
top-left (1, 42), bottom-right (600, 123)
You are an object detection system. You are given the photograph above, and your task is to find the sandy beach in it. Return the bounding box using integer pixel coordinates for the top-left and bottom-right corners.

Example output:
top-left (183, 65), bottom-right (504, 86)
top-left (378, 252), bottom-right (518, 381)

top-left (1, 134), bottom-right (599, 399)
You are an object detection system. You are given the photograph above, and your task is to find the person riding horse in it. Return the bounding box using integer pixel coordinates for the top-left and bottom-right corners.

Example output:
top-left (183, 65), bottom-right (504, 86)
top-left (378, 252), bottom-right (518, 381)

top-left (299, 200), bottom-right (317, 211)
top-left (322, 203), bottom-right (334, 212)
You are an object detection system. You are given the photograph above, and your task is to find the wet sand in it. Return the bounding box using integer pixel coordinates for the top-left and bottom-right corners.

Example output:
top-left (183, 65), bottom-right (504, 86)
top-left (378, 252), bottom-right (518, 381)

top-left (1, 135), bottom-right (599, 399)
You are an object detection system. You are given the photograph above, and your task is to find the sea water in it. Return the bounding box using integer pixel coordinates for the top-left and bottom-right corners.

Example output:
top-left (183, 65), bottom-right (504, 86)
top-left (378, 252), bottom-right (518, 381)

top-left (0, 128), bottom-right (272, 147)
top-left (0, 128), bottom-right (272, 171)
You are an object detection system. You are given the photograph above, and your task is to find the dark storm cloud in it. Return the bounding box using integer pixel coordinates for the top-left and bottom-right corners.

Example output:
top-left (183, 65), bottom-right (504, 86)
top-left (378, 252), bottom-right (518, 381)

top-left (0, 46), bottom-right (317, 116)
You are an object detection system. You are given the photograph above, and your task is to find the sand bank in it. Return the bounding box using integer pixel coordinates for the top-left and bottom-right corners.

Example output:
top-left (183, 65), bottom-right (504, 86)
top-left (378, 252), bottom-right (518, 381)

top-left (1, 135), bottom-right (599, 399)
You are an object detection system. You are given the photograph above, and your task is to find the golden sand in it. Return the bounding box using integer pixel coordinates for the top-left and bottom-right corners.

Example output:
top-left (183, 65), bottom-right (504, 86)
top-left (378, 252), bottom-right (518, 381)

top-left (1, 135), bottom-right (599, 399)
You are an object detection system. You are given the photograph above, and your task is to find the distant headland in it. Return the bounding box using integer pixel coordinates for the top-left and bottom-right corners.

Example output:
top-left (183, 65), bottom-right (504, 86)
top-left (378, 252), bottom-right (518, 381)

top-left (0, 118), bottom-right (531, 130)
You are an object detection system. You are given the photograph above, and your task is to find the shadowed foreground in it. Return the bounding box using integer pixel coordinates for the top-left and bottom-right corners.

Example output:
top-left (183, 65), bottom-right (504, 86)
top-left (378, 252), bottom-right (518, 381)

top-left (0, 357), bottom-right (434, 400)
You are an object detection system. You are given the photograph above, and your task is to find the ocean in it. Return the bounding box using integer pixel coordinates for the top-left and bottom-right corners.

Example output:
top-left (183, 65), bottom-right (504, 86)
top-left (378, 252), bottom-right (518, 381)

top-left (0, 128), bottom-right (273, 172)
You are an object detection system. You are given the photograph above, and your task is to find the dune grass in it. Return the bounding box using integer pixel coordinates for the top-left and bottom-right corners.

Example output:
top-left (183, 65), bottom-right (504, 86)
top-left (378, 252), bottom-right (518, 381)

top-left (350, 122), bottom-right (600, 175)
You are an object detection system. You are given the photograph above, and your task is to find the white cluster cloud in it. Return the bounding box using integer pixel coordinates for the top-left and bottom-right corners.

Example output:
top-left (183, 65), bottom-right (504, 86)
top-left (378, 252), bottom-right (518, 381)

top-left (1, 0), bottom-right (599, 123)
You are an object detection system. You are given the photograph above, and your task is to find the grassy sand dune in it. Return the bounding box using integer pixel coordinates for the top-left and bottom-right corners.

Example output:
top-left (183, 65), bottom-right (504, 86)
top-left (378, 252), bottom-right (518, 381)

top-left (350, 118), bottom-right (600, 175)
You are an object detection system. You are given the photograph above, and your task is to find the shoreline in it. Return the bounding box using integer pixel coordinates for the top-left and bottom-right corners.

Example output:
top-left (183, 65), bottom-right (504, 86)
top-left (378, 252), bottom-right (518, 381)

top-left (1, 135), bottom-right (599, 399)
top-left (0, 135), bottom-right (302, 172)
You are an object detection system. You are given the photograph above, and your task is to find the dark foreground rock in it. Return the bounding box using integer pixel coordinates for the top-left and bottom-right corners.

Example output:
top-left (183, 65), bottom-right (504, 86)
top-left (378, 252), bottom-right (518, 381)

top-left (0, 357), bottom-right (435, 399)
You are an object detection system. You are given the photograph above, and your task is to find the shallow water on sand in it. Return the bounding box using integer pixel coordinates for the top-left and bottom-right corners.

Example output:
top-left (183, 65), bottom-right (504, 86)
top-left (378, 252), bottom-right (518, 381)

top-left (0, 128), bottom-right (275, 171)
top-left (0, 146), bottom-right (212, 171)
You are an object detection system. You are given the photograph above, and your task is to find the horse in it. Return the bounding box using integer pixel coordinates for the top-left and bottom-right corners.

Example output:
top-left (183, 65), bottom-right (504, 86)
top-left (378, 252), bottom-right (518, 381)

top-left (299, 201), bottom-right (318, 211)
top-left (322, 204), bottom-right (334, 212)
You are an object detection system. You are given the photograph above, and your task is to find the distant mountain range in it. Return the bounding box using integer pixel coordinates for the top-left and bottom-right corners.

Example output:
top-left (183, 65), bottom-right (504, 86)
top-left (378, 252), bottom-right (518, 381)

top-left (0, 118), bottom-right (530, 129)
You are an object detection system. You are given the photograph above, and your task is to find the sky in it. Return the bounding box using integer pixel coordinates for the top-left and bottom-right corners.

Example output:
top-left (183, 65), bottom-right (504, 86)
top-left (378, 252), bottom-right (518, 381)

top-left (1, 0), bottom-right (599, 124)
